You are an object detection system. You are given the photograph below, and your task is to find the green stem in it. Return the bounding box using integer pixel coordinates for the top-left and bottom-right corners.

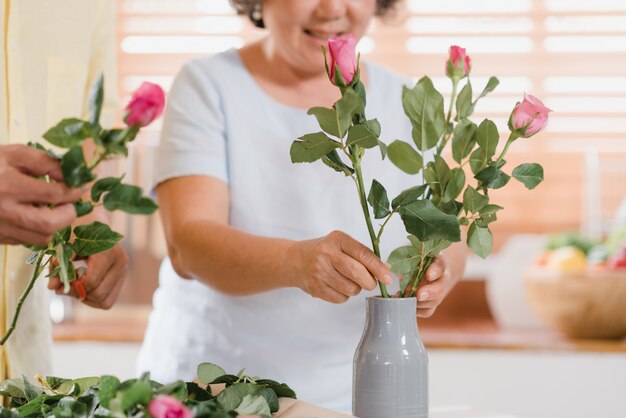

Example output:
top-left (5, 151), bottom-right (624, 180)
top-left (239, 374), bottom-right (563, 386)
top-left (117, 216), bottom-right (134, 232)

top-left (87, 151), bottom-right (107, 171)
top-left (0, 251), bottom-right (47, 345)
top-left (376, 211), bottom-right (395, 243)
top-left (494, 132), bottom-right (519, 167)
top-left (408, 257), bottom-right (435, 298)
top-left (437, 78), bottom-right (459, 156)
top-left (353, 155), bottom-right (389, 298)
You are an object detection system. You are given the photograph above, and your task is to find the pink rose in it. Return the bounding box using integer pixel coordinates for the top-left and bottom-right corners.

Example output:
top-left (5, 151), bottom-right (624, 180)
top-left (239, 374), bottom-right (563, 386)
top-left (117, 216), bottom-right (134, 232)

top-left (124, 82), bottom-right (165, 127)
top-left (446, 45), bottom-right (471, 78)
top-left (510, 94), bottom-right (552, 137)
top-left (327, 35), bottom-right (357, 85)
top-left (148, 395), bottom-right (193, 418)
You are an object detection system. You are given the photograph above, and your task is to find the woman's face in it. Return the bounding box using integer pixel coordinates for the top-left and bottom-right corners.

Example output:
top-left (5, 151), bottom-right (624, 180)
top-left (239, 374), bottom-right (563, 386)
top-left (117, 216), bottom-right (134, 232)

top-left (262, 0), bottom-right (377, 75)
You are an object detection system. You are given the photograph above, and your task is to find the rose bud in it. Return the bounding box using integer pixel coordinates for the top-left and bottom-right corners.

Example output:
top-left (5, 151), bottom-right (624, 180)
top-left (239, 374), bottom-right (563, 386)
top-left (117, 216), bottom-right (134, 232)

top-left (124, 82), bottom-right (165, 127)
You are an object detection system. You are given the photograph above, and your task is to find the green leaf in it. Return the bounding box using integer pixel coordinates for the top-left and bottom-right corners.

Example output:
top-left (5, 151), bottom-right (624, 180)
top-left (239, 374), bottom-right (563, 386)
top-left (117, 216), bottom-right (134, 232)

top-left (367, 179), bottom-right (391, 219)
top-left (398, 200), bottom-right (461, 242)
top-left (154, 380), bottom-right (187, 400)
top-left (255, 379), bottom-right (297, 399)
top-left (290, 132), bottom-right (340, 163)
top-left (402, 77), bottom-right (446, 151)
top-left (475, 166), bottom-right (511, 189)
top-left (56, 377), bottom-right (100, 397)
top-left (52, 226), bottom-right (72, 247)
top-left (388, 245), bottom-right (421, 291)
top-left (73, 200), bottom-right (93, 217)
top-left (456, 82), bottom-right (473, 120)
top-left (72, 221), bottom-right (123, 257)
top-left (377, 139), bottom-right (387, 159)
top-left (117, 380), bottom-right (152, 412)
top-left (0, 379), bottom-right (26, 399)
top-left (469, 148), bottom-right (488, 175)
top-left (27, 141), bottom-right (62, 160)
top-left (44, 376), bottom-right (70, 391)
top-left (451, 120), bottom-right (477, 164)
top-left (335, 88), bottom-right (364, 137)
top-left (463, 186), bottom-right (489, 213)
top-left (480, 204), bottom-right (503, 215)
top-left (391, 184), bottom-right (428, 210)
top-left (364, 119), bottom-right (381, 137)
top-left (23, 376), bottom-right (41, 400)
top-left (60, 146), bottom-right (96, 188)
top-left (43, 118), bottom-right (91, 148)
top-left (56, 242), bottom-right (75, 293)
top-left (197, 362), bottom-right (226, 385)
top-left (186, 382), bottom-right (213, 401)
top-left (0, 408), bottom-right (22, 418)
top-left (102, 184), bottom-right (158, 215)
top-left (259, 388), bottom-right (279, 413)
top-left (475, 119), bottom-right (499, 159)
top-left (387, 140), bottom-right (423, 174)
top-left (512, 163), bottom-right (544, 190)
top-left (217, 383), bottom-right (262, 411)
top-left (91, 176), bottom-right (123, 202)
top-left (235, 394), bottom-right (271, 418)
top-left (98, 376), bottom-right (120, 409)
top-left (476, 212), bottom-right (498, 228)
top-left (346, 124), bottom-right (378, 149)
top-left (443, 168), bottom-right (465, 203)
top-left (467, 222), bottom-right (493, 259)
top-left (17, 394), bottom-right (49, 417)
top-left (307, 107), bottom-right (341, 138)
top-left (99, 128), bottom-right (131, 156)
top-left (210, 374), bottom-right (239, 386)
top-left (476, 76), bottom-right (499, 101)
top-left (88, 74), bottom-right (104, 127)
top-left (424, 156), bottom-right (451, 199)
top-left (50, 396), bottom-right (89, 418)
top-left (321, 149), bottom-right (353, 176)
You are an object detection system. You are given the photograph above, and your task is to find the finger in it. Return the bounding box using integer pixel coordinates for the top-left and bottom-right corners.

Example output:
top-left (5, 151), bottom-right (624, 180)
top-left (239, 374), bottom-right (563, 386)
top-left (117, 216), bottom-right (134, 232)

top-left (327, 266), bottom-right (362, 297)
top-left (333, 254), bottom-right (377, 291)
top-left (47, 276), bottom-right (62, 291)
top-left (416, 307), bottom-right (436, 318)
top-left (318, 286), bottom-right (349, 304)
top-left (84, 270), bottom-right (125, 310)
top-left (86, 259), bottom-right (127, 304)
top-left (337, 234), bottom-right (392, 285)
top-left (416, 281), bottom-right (445, 303)
top-left (0, 220), bottom-right (52, 245)
top-left (8, 169), bottom-right (84, 205)
top-left (425, 257), bottom-right (445, 282)
top-left (6, 144), bottom-right (65, 180)
top-left (9, 204), bottom-right (78, 236)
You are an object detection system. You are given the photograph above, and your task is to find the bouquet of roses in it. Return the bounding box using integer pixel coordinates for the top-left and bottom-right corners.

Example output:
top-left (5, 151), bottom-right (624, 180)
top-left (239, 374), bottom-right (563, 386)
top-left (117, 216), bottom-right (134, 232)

top-left (0, 361), bottom-right (295, 418)
top-left (0, 77), bottom-right (164, 344)
top-left (291, 38), bottom-right (551, 298)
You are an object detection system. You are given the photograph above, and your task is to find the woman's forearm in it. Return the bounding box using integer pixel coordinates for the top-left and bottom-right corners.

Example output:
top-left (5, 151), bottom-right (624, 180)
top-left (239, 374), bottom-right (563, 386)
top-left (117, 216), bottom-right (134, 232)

top-left (168, 219), bottom-right (300, 295)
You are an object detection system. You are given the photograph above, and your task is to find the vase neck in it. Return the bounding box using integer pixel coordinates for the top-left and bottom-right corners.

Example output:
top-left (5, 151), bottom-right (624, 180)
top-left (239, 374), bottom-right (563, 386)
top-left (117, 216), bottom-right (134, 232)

top-left (365, 297), bottom-right (419, 336)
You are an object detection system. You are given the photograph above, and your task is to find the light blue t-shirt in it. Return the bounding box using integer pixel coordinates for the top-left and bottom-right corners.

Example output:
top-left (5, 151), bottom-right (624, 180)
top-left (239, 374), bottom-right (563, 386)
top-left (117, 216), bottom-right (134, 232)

top-left (137, 48), bottom-right (417, 412)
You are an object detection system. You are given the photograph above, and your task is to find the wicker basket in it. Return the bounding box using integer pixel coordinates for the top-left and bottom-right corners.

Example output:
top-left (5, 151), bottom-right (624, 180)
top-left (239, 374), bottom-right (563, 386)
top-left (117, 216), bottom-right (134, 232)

top-left (524, 268), bottom-right (626, 339)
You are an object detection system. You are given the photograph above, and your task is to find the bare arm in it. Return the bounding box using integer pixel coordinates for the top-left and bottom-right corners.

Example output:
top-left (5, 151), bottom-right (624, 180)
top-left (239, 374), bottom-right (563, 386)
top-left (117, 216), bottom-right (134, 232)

top-left (158, 175), bottom-right (393, 303)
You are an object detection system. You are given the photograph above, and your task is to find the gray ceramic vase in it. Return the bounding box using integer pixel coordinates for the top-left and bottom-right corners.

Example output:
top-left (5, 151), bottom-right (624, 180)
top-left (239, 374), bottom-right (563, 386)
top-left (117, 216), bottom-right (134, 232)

top-left (353, 297), bottom-right (428, 418)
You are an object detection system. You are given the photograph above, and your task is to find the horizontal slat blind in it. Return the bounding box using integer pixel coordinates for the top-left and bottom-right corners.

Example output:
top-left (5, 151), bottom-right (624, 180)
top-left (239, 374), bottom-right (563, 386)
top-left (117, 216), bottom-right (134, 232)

top-left (115, 0), bottom-right (626, 301)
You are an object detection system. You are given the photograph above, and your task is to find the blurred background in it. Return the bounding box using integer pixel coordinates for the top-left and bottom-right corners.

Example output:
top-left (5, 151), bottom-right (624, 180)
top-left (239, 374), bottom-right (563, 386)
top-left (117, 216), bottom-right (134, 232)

top-left (51, 0), bottom-right (626, 417)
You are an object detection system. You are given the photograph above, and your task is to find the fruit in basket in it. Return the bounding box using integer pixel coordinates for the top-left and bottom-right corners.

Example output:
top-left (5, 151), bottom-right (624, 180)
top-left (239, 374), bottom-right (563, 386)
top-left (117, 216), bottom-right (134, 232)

top-left (545, 246), bottom-right (587, 272)
top-left (608, 247), bottom-right (626, 269)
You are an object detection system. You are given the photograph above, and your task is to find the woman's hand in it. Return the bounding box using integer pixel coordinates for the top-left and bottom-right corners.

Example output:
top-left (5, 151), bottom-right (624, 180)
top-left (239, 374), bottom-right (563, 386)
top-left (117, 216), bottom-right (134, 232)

top-left (0, 144), bottom-right (84, 245)
top-left (48, 244), bottom-right (129, 310)
top-left (290, 230), bottom-right (393, 304)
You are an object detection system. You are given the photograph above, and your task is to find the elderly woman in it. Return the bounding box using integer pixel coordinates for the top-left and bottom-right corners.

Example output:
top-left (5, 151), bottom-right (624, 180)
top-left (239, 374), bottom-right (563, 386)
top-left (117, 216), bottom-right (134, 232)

top-left (137, 0), bottom-right (466, 412)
